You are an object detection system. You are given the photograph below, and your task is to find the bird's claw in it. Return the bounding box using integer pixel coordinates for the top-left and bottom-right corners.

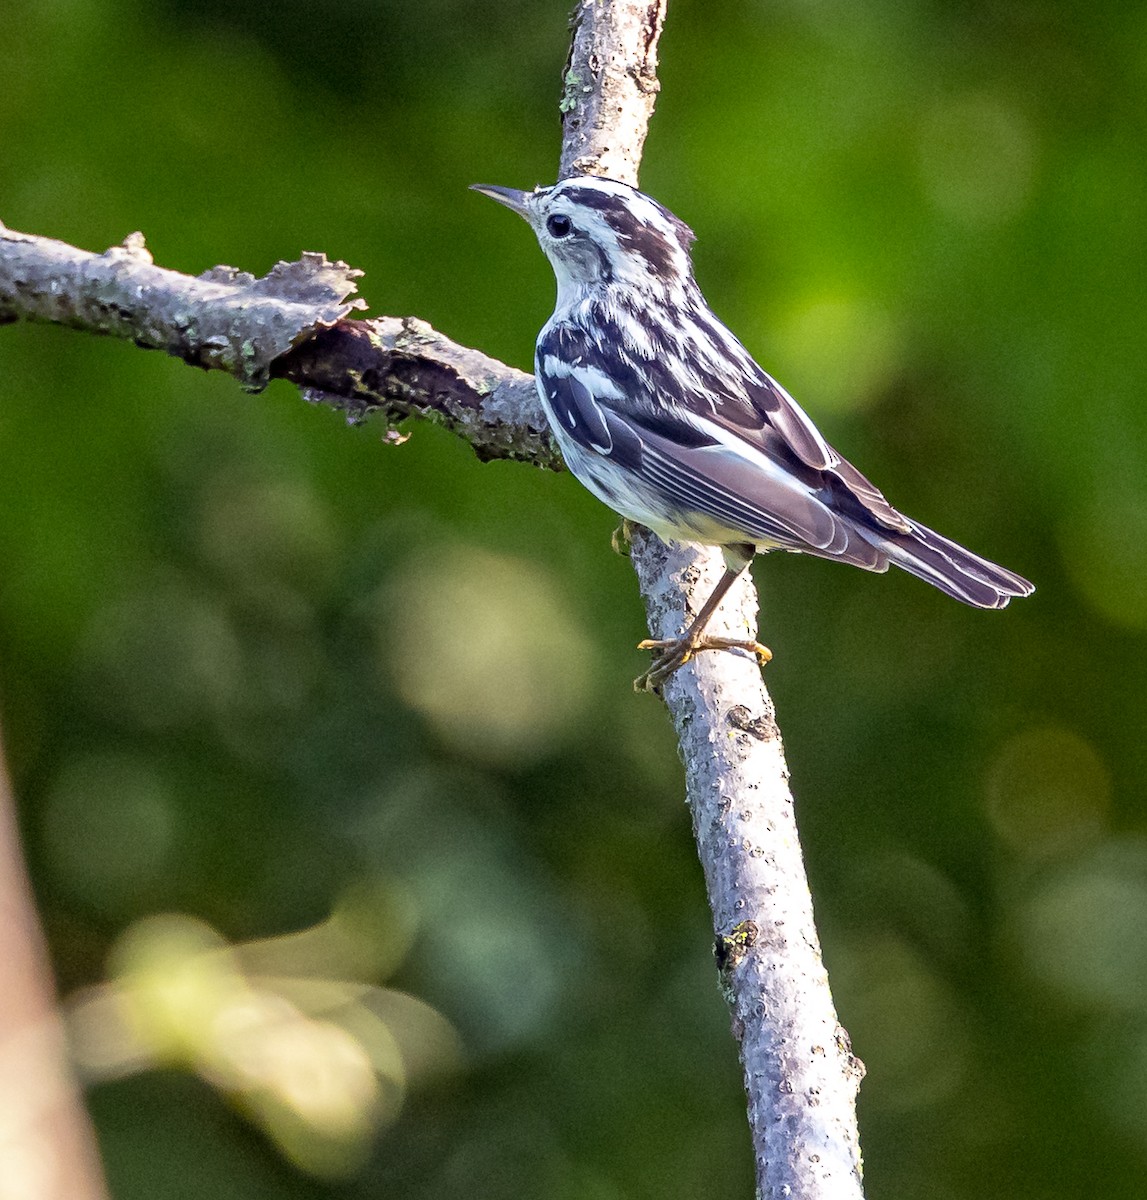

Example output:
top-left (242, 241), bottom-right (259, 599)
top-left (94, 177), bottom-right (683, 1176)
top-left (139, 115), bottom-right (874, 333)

top-left (633, 635), bottom-right (773, 693)
top-left (610, 519), bottom-right (636, 557)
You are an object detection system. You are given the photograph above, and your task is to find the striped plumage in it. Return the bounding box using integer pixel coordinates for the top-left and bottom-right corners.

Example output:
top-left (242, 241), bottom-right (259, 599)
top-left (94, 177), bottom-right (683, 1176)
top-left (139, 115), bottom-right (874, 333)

top-left (473, 177), bottom-right (1033, 687)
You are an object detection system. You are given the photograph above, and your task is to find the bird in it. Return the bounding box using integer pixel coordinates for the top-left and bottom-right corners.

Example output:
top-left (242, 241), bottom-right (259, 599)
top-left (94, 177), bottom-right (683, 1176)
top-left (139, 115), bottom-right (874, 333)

top-left (471, 177), bottom-right (1033, 691)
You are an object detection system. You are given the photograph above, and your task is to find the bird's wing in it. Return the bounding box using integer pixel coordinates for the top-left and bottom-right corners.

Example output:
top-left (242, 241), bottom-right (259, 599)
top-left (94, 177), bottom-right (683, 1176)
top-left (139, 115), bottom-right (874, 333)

top-left (535, 358), bottom-right (888, 570)
top-left (722, 366), bottom-right (913, 535)
top-left (537, 319), bottom-right (1032, 607)
top-left (633, 313), bottom-right (914, 536)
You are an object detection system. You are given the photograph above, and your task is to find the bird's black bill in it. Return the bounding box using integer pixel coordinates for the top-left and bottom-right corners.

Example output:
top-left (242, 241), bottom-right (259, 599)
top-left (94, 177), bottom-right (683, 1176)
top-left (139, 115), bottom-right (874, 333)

top-left (470, 183), bottom-right (532, 217)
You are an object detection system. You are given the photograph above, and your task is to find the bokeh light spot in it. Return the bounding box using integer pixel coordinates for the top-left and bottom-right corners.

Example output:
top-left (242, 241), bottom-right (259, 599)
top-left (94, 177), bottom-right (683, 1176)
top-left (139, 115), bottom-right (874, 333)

top-left (916, 93), bottom-right (1036, 224)
top-left (380, 545), bottom-right (595, 765)
top-left (194, 474), bottom-right (338, 620)
top-left (985, 726), bottom-right (1110, 858)
top-left (1082, 1016), bottom-right (1147, 1150)
top-left (68, 909), bottom-right (460, 1179)
top-left (41, 754), bottom-right (178, 915)
top-left (79, 571), bottom-right (242, 729)
top-left (1060, 492), bottom-right (1147, 630)
top-left (1012, 840), bottom-right (1147, 1012)
top-left (354, 768), bottom-right (579, 1052)
top-left (831, 932), bottom-right (968, 1112)
top-left (772, 295), bottom-right (903, 415)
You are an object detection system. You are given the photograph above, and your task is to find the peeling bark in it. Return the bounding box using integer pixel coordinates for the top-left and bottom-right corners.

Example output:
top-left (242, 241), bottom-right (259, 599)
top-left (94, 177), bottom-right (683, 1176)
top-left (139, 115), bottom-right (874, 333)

top-left (275, 317), bottom-right (558, 468)
top-left (0, 227), bottom-right (554, 469)
top-left (0, 224), bottom-right (363, 389)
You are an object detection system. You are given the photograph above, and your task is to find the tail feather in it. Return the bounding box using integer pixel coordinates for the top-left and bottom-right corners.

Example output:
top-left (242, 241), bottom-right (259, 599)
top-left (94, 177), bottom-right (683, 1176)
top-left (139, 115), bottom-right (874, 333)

top-left (876, 521), bottom-right (1034, 609)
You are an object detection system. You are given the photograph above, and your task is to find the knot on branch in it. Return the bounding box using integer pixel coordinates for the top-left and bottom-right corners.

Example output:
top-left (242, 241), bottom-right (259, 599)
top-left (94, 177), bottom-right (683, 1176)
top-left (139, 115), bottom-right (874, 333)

top-left (727, 704), bottom-right (779, 743)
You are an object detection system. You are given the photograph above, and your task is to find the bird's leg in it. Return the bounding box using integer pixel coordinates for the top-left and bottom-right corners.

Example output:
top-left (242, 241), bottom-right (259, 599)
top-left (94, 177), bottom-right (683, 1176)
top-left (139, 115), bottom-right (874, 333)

top-left (634, 547), bottom-right (772, 692)
top-left (610, 518), bottom-right (637, 557)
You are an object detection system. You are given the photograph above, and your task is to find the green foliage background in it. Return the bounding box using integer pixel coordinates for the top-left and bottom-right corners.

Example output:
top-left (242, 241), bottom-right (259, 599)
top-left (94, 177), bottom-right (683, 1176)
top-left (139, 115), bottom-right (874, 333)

top-left (2, 0), bottom-right (1145, 1196)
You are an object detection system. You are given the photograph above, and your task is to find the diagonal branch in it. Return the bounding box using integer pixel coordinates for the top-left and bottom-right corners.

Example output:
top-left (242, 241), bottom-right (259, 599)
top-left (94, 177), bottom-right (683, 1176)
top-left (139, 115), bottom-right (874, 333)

top-left (558, 4), bottom-right (865, 1197)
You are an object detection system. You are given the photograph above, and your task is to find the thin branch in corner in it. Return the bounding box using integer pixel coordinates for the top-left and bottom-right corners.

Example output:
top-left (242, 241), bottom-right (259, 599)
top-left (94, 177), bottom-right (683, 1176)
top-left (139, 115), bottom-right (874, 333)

top-left (0, 723), bottom-right (110, 1200)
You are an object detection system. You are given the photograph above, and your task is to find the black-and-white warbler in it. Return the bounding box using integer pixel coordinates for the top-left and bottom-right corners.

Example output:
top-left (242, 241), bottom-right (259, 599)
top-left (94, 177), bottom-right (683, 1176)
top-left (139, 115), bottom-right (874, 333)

top-left (473, 177), bottom-right (1033, 690)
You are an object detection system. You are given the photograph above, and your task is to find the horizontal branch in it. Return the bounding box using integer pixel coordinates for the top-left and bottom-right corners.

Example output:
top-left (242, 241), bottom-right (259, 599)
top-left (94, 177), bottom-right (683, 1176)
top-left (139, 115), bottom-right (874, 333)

top-left (275, 318), bottom-right (558, 469)
top-left (0, 222), bottom-right (557, 469)
top-left (0, 221), bottom-right (362, 387)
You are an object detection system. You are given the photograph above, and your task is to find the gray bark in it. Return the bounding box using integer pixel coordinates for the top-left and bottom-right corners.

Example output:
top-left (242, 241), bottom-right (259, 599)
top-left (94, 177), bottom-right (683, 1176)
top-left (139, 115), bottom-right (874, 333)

top-left (0, 225), bottom-right (554, 468)
top-left (559, 0), bottom-right (665, 182)
top-left (0, 223), bottom-right (362, 389)
top-left (629, 532), bottom-right (866, 1198)
top-left (557, 5), bottom-right (865, 1196)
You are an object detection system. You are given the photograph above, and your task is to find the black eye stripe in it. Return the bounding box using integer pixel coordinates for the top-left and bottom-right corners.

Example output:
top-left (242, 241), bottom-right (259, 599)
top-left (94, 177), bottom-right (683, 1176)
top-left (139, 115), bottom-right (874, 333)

top-left (547, 214), bottom-right (572, 238)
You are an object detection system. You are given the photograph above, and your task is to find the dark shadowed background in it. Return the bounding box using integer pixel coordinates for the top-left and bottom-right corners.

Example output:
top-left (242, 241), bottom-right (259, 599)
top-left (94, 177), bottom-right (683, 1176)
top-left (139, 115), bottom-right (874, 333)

top-left (2, 1), bottom-right (1145, 1196)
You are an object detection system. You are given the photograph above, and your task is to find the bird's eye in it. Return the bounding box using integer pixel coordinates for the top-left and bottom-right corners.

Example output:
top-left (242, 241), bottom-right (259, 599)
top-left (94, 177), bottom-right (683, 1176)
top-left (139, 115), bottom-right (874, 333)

top-left (546, 214), bottom-right (572, 238)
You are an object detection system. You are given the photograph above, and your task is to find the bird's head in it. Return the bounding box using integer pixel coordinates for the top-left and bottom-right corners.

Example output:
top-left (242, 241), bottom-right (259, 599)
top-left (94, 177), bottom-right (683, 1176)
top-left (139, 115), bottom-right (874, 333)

top-left (471, 177), bottom-right (696, 304)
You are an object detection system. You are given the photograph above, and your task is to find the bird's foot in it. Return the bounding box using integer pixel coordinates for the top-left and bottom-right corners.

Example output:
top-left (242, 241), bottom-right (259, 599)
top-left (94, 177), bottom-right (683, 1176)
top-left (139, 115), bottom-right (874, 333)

top-left (610, 518), bottom-right (637, 557)
top-left (633, 634), bottom-right (772, 693)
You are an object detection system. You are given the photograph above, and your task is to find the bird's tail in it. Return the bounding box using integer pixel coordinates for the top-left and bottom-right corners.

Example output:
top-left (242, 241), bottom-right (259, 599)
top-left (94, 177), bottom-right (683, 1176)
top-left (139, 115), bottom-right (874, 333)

top-left (875, 521), bottom-right (1034, 609)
